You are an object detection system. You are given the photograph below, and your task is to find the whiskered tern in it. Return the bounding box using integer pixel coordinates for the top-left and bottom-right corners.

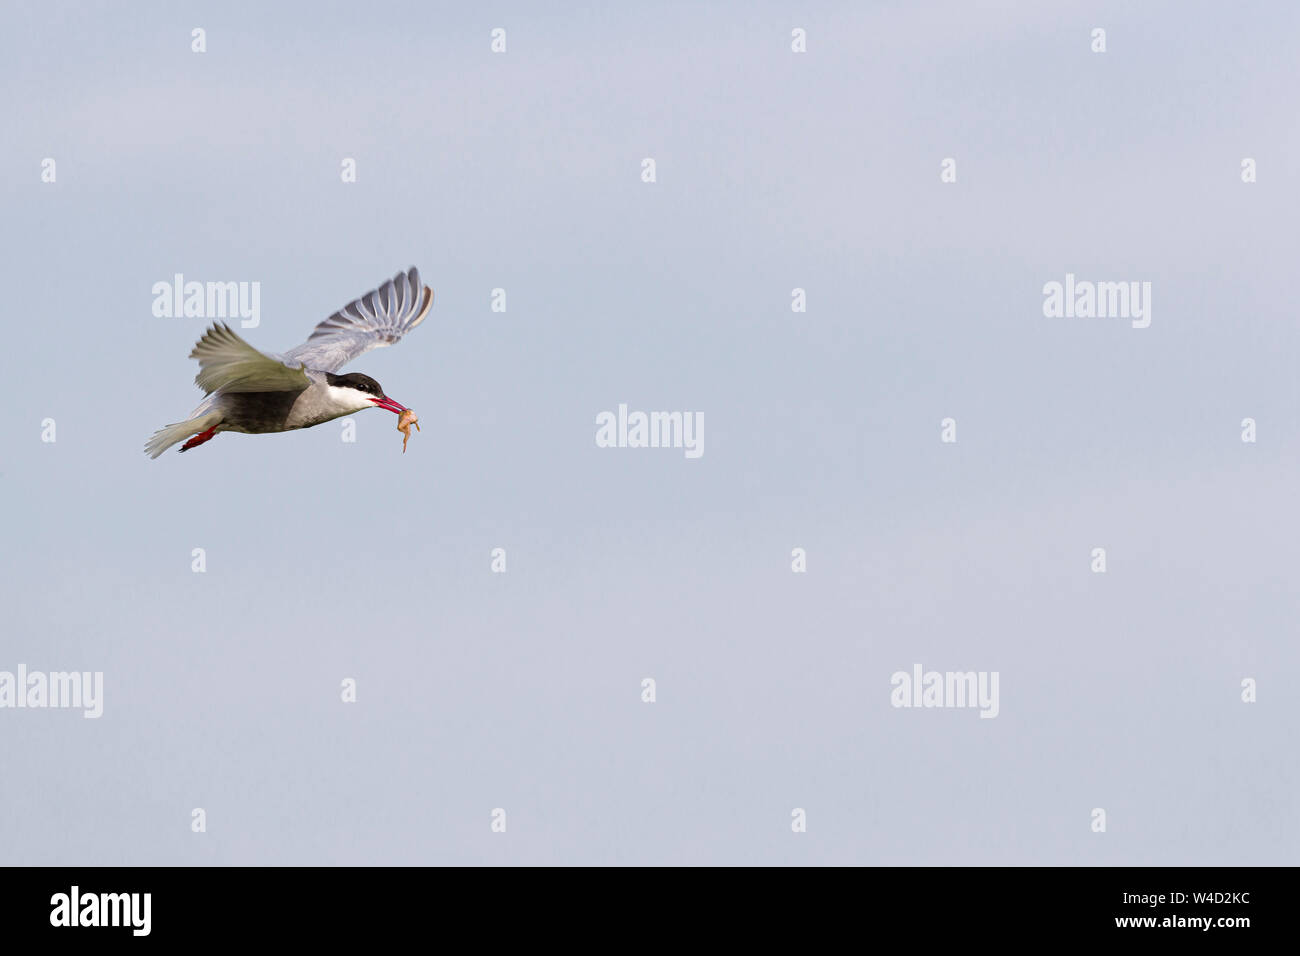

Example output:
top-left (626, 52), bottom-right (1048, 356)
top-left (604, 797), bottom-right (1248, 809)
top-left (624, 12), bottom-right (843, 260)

top-left (145, 267), bottom-right (432, 458)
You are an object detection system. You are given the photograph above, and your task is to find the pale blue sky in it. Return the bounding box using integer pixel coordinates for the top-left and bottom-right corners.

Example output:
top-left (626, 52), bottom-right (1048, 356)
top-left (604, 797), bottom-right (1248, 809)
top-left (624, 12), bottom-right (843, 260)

top-left (1, 0), bottom-right (1296, 864)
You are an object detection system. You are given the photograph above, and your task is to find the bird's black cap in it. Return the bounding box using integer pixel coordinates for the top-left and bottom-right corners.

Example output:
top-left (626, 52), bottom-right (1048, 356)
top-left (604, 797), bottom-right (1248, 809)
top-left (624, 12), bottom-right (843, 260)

top-left (326, 372), bottom-right (385, 397)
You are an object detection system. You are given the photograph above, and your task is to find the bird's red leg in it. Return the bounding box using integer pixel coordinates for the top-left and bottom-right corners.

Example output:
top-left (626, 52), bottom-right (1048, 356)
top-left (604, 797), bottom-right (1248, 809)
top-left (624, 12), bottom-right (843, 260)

top-left (179, 426), bottom-right (218, 452)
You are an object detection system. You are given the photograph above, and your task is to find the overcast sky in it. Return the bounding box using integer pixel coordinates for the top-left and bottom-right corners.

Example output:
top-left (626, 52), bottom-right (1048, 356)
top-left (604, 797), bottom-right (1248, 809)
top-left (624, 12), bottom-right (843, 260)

top-left (1, 0), bottom-right (1296, 865)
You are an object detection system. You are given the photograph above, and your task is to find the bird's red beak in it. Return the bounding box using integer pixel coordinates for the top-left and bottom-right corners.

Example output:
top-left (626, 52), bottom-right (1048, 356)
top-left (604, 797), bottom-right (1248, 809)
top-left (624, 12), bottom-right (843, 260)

top-left (371, 396), bottom-right (407, 414)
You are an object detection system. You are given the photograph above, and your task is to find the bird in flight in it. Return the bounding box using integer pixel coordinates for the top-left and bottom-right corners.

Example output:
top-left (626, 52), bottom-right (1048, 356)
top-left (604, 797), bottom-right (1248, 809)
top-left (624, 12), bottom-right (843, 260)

top-left (145, 267), bottom-right (433, 458)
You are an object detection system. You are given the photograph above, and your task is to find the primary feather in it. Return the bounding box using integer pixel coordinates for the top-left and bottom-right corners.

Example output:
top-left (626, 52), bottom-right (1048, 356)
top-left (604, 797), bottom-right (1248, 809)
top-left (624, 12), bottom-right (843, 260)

top-left (283, 266), bottom-right (434, 372)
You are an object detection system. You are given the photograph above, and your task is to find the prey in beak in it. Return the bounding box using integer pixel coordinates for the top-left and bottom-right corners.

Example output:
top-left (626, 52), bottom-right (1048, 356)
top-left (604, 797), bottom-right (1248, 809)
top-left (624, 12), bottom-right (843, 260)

top-left (396, 408), bottom-right (420, 452)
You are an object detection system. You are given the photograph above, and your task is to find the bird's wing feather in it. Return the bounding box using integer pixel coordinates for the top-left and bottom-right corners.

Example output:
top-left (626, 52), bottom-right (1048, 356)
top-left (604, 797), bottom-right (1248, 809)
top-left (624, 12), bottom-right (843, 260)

top-left (189, 323), bottom-right (311, 394)
top-left (282, 267), bottom-right (433, 372)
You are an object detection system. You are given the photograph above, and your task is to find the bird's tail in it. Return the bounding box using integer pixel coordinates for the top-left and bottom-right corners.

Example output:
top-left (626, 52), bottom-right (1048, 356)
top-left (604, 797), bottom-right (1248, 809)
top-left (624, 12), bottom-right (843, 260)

top-left (144, 411), bottom-right (223, 459)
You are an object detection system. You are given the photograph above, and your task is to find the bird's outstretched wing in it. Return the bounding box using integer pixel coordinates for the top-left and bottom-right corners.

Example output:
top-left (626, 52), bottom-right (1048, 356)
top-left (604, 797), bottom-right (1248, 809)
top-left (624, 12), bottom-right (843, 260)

top-left (282, 267), bottom-right (434, 372)
top-left (190, 323), bottom-right (311, 394)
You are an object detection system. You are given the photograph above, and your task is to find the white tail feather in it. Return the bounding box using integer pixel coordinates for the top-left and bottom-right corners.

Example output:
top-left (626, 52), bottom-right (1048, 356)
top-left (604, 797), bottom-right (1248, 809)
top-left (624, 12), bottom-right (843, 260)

top-left (144, 411), bottom-right (222, 459)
